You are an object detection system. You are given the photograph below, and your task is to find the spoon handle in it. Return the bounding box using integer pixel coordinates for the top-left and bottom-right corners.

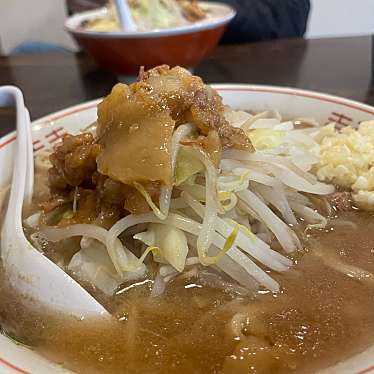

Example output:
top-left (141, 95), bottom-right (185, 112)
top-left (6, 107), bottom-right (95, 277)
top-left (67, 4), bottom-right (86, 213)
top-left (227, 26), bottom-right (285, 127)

top-left (0, 89), bottom-right (33, 205)
top-left (0, 86), bottom-right (27, 229)
top-left (24, 108), bottom-right (34, 205)
top-left (114, 0), bottom-right (136, 31)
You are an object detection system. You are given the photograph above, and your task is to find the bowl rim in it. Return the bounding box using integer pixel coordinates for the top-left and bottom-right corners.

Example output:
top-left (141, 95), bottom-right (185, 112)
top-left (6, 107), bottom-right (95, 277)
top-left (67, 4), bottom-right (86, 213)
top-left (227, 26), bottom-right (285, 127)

top-left (1, 83), bottom-right (373, 154)
top-left (1, 84), bottom-right (374, 374)
top-left (7, 84), bottom-right (374, 138)
top-left (65, 2), bottom-right (236, 39)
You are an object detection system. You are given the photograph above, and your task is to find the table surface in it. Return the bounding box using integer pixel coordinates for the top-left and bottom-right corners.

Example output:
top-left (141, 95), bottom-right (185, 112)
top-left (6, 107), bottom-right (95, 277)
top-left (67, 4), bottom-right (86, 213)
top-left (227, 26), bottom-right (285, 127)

top-left (0, 35), bottom-right (373, 137)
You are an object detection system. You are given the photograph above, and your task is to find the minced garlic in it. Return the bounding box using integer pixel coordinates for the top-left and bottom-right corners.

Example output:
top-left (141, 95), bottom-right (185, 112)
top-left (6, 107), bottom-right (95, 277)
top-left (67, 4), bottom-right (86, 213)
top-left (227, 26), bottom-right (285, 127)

top-left (315, 120), bottom-right (374, 210)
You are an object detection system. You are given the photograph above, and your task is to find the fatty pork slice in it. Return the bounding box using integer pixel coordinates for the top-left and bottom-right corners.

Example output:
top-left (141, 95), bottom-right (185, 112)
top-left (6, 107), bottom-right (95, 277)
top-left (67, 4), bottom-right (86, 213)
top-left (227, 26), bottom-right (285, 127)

top-left (96, 83), bottom-right (175, 187)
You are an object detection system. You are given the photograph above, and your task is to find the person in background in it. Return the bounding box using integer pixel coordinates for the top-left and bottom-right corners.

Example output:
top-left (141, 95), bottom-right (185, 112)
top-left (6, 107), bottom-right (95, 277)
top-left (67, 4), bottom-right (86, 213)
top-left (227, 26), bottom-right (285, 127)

top-left (66, 0), bottom-right (310, 43)
top-left (214, 0), bottom-right (310, 44)
top-left (67, 0), bottom-right (106, 14)
top-left (1, 0), bottom-right (74, 55)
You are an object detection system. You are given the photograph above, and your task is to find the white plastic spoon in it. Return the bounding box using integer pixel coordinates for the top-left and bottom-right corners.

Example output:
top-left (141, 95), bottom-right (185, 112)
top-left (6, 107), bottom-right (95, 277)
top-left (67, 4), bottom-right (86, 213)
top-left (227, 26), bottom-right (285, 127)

top-left (114, 0), bottom-right (136, 31)
top-left (0, 86), bottom-right (108, 317)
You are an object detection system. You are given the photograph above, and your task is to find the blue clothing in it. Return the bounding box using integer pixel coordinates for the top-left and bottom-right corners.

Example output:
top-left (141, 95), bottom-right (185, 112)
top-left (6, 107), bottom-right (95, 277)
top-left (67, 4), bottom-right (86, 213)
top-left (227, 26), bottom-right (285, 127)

top-left (11, 41), bottom-right (68, 55)
top-left (214, 0), bottom-right (310, 44)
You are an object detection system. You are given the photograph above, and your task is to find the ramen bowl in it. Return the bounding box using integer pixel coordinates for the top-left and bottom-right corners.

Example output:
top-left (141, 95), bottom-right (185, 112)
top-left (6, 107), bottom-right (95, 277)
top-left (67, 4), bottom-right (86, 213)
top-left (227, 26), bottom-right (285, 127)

top-left (65, 2), bottom-right (235, 75)
top-left (1, 85), bottom-right (374, 373)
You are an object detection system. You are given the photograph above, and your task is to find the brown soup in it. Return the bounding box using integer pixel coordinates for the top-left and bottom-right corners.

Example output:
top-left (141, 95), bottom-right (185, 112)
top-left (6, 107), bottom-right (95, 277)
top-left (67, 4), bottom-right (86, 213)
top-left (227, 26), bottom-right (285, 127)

top-left (1, 211), bottom-right (374, 373)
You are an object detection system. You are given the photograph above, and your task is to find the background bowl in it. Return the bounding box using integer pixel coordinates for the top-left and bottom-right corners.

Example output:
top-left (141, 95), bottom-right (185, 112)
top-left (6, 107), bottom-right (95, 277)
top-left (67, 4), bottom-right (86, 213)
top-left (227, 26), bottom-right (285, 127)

top-left (65, 2), bottom-right (235, 75)
top-left (1, 85), bottom-right (374, 373)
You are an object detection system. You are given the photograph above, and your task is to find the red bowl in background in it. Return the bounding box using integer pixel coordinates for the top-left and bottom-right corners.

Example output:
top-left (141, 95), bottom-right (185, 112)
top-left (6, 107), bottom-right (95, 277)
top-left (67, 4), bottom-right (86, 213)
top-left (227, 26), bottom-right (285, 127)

top-left (65, 3), bottom-right (235, 75)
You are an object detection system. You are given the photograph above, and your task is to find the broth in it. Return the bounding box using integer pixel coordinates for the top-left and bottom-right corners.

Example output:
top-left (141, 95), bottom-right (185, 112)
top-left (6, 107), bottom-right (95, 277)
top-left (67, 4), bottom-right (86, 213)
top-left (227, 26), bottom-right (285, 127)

top-left (1, 211), bottom-right (374, 373)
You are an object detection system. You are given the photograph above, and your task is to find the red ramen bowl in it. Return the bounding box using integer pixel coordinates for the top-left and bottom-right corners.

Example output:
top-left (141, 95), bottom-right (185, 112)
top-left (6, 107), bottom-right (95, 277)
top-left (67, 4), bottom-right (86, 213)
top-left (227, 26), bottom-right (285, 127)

top-left (65, 2), bottom-right (235, 75)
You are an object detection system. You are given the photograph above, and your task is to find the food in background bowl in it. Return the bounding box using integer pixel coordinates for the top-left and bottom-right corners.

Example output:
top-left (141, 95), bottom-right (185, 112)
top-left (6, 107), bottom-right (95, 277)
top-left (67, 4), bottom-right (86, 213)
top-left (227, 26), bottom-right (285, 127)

top-left (1, 67), bottom-right (374, 373)
top-left (65, 2), bottom-right (235, 74)
top-left (84, 0), bottom-right (207, 32)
